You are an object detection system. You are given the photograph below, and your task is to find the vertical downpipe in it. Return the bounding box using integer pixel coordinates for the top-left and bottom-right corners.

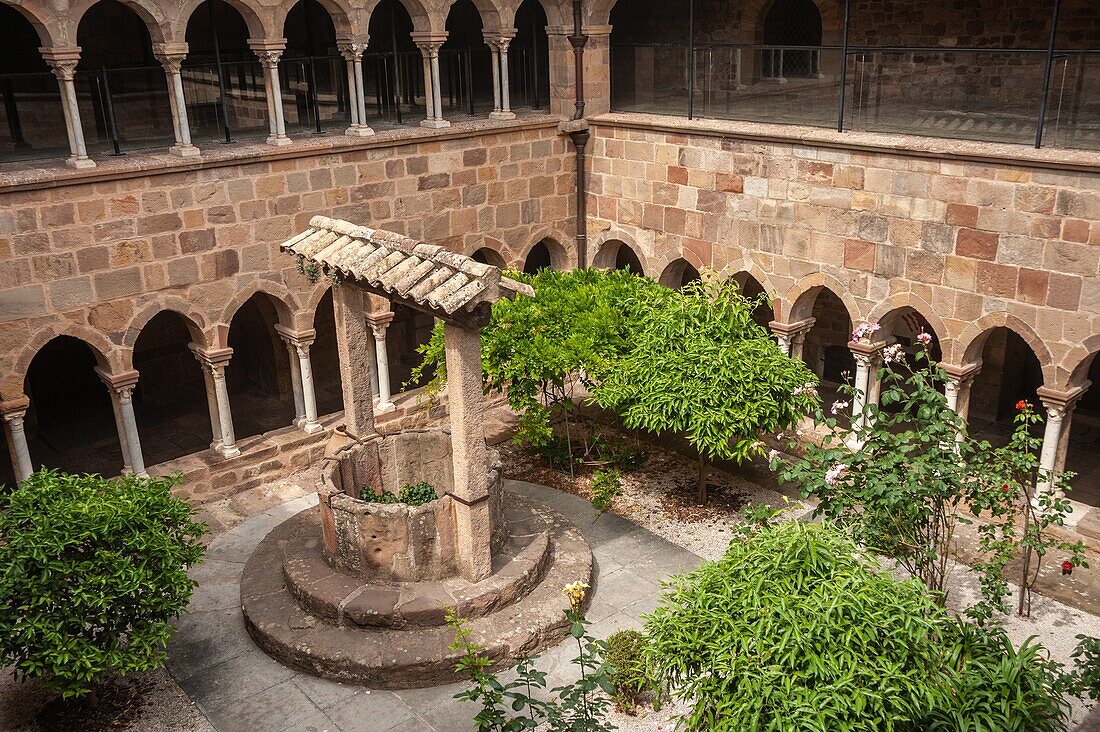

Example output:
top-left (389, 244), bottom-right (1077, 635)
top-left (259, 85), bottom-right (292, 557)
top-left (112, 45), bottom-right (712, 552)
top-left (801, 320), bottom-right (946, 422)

top-left (568, 0), bottom-right (589, 268)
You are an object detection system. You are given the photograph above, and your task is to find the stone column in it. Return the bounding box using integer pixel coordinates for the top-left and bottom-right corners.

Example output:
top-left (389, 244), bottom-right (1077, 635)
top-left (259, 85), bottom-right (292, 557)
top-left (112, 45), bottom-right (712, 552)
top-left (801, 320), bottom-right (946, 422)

top-left (942, 362), bottom-right (982, 424)
top-left (199, 363), bottom-right (224, 451)
top-left (153, 43), bottom-right (200, 157)
top-left (443, 322), bottom-right (492, 582)
top-left (367, 312), bottom-right (396, 412)
top-left (413, 33), bottom-right (450, 129)
top-left (847, 341), bottom-right (881, 449)
top-left (249, 39), bottom-right (292, 146)
top-left (486, 31), bottom-right (516, 120)
top-left (2, 397), bottom-right (34, 482)
top-left (338, 40), bottom-right (374, 136)
top-left (332, 285), bottom-right (378, 437)
top-left (1036, 385), bottom-right (1087, 498)
top-left (769, 318), bottom-right (815, 361)
top-left (96, 368), bottom-right (147, 477)
top-left (190, 346), bottom-right (241, 457)
top-left (276, 325), bottom-right (323, 434)
top-left (40, 47), bottom-right (95, 169)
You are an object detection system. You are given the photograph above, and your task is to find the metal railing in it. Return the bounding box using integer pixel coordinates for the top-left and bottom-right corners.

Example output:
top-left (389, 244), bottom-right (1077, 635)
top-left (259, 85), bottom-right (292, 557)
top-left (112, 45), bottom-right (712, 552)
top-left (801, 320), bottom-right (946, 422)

top-left (611, 0), bottom-right (1100, 149)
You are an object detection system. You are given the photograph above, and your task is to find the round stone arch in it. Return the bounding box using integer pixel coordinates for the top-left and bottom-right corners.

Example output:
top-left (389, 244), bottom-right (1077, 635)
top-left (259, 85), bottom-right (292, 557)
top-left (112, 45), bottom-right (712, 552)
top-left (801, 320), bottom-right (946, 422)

top-left (176, 0), bottom-right (270, 40)
top-left (865, 293), bottom-right (951, 351)
top-left (444, 0), bottom-right (505, 31)
top-left (741, 0), bottom-right (843, 41)
top-left (71, 0), bottom-right (176, 44)
top-left (957, 313), bottom-right (1056, 385)
top-left (591, 229), bottom-right (649, 275)
top-left (522, 228), bottom-right (571, 271)
top-left (275, 0), bottom-right (355, 39)
top-left (469, 244), bottom-right (508, 269)
top-left (721, 256), bottom-right (781, 311)
top-left (120, 300), bottom-right (210, 368)
top-left (511, 0), bottom-right (563, 28)
top-left (1, 0), bottom-right (60, 46)
top-left (1062, 333), bottom-right (1100, 391)
top-left (783, 272), bottom-right (862, 324)
top-left (218, 283), bottom-right (299, 345)
top-left (13, 324), bottom-right (121, 391)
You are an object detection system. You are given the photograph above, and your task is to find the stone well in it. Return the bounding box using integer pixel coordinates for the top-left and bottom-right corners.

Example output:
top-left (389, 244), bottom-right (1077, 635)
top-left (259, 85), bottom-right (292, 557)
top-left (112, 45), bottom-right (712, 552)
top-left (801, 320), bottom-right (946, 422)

top-left (318, 429), bottom-right (506, 582)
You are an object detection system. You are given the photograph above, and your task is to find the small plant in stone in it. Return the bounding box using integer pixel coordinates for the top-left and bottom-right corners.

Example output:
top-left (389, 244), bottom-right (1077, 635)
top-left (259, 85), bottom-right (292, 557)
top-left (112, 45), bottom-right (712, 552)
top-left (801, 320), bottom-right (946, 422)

top-left (590, 469), bottom-right (623, 518)
top-left (604, 629), bottom-right (659, 715)
top-left (296, 256), bottom-right (321, 283)
top-left (448, 582), bottom-right (617, 732)
top-left (359, 482), bottom-right (437, 506)
top-left (0, 470), bottom-right (207, 699)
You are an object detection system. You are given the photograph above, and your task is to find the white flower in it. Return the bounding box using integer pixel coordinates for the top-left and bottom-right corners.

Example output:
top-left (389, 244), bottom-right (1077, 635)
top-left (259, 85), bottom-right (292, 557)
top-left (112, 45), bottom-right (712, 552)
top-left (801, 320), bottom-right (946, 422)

top-left (750, 440), bottom-right (765, 452)
top-left (830, 400), bottom-right (849, 415)
top-left (851, 322), bottom-right (881, 342)
top-left (881, 343), bottom-right (905, 364)
top-left (768, 449), bottom-right (780, 462)
top-left (916, 331), bottom-right (933, 346)
top-left (793, 382), bottom-right (818, 398)
top-left (824, 463), bottom-right (848, 486)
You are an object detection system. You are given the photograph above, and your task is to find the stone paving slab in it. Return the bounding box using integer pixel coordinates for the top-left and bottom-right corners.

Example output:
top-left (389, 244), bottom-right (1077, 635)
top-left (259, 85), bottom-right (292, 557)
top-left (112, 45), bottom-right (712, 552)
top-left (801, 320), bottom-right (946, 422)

top-left (168, 480), bottom-right (700, 732)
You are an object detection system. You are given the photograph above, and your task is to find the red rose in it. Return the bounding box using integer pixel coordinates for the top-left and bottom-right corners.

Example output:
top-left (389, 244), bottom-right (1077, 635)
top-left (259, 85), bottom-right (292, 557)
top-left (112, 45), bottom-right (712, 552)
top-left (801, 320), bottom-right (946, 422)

top-left (1062, 560), bottom-right (1074, 575)
top-left (1001, 484), bottom-right (1010, 492)
top-left (1016, 400), bottom-right (1028, 410)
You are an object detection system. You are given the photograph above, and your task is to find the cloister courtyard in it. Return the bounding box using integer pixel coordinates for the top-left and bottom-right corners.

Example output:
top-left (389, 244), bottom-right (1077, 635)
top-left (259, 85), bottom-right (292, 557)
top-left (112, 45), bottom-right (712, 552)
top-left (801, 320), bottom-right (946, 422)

top-left (3, 0), bottom-right (1100, 728)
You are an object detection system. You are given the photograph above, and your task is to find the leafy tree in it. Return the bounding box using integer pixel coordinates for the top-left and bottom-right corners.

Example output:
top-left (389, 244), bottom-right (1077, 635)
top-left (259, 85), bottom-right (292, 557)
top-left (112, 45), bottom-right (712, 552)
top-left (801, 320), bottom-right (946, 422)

top-left (594, 275), bottom-right (817, 502)
top-left (775, 339), bottom-right (1086, 621)
top-left (0, 470), bottom-right (207, 698)
top-left (411, 268), bottom-right (662, 462)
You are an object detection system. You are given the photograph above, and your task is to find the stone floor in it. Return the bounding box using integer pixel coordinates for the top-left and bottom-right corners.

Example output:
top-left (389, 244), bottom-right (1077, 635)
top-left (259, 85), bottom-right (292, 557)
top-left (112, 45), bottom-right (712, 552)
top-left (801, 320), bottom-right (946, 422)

top-left (167, 479), bottom-right (702, 732)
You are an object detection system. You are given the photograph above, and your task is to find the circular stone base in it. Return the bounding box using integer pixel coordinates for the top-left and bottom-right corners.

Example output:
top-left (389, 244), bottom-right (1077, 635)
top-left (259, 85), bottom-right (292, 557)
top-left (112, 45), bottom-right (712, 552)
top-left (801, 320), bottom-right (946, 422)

top-left (241, 492), bottom-right (593, 688)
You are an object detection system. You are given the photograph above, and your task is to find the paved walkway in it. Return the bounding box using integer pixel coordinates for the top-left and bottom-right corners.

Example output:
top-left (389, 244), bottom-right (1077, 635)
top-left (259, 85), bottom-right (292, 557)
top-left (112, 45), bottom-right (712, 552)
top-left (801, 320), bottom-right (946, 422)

top-left (167, 480), bottom-right (702, 732)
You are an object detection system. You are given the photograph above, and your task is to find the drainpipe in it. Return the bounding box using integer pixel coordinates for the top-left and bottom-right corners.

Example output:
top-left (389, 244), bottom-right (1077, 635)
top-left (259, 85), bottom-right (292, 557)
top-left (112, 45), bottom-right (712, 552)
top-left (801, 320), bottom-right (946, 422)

top-left (568, 0), bottom-right (589, 268)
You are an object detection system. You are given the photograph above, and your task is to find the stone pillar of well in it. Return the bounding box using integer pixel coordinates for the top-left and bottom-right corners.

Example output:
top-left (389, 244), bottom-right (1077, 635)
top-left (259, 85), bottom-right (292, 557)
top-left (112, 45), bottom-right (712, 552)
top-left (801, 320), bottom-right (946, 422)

top-left (769, 318), bottom-right (815, 360)
top-left (443, 321), bottom-right (493, 582)
top-left (337, 39), bottom-right (374, 137)
top-left (276, 325), bottom-right (324, 434)
top-left (95, 368), bottom-right (147, 477)
top-left (366, 311), bottom-right (396, 412)
top-left (332, 285), bottom-right (378, 437)
top-left (485, 30), bottom-right (517, 120)
top-left (153, 42), bottom-right (200, 157)
top-left (412, 33), bottom-right (450, 128)
top-left (40, 47), bottom-right (95, 169)
top-left (2, 396), bottom-right (34, 482)
top-left (249, 38), bottom-right (292, 146)
top-left (1036, 384), bottom-right (1088, 499)
top-left (190, 345), bottom-right (241, 457)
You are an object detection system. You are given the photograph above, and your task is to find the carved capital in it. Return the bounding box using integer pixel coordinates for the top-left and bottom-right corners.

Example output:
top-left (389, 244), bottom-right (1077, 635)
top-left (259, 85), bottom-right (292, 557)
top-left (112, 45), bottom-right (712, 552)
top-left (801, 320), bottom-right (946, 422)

top-left (94, 367), bottom-right (140, 396)
top-left (337, 41), bottom-right (367, 62)
top-left (189, 343), bottom-right (233, 374)
top-left (153, 42), bottom-right (189, 73)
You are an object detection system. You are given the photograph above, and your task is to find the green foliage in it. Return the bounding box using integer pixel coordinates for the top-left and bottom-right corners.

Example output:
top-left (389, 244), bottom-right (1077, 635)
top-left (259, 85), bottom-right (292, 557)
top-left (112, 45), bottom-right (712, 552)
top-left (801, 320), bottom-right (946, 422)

top-left (775, 344), bottom-right (1087, 621)
top-left (448, 601), bottom-right (616, 732)
top-left (595, 275), bottom-right (817, 502)
top-left (359, 482), bottom-right (438, 506)
top-left (1065, 635), bottom-right (1100, 701)
top-left (645, 521), bottom-right (946, 731)
top-left (645, 520), bottom-right (1071, 732)
top-left (925, 620), bottom-right (1069, 732)
top-left (0, 470), bottom-right (208, 698)
top-left (411, 268), bottom-right (662, 450)
top-left (604, 630), bottom-right (657, 714)
top-left (590, 469), bottom-right (622, 517)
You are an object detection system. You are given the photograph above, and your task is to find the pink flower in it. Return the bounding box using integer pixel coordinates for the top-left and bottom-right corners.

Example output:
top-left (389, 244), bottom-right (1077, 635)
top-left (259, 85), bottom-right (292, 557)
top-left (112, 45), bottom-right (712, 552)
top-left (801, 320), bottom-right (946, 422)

top-left (830, 400), bottom-right (849, 415)
top-left (881, 343), bottom-right (905, 364)
top-left (916, 331), bottom-right (933, 346)
top-left (851, 322), bottom-right (881, 342)
top-left (825, 463), bottom-right (848, 486)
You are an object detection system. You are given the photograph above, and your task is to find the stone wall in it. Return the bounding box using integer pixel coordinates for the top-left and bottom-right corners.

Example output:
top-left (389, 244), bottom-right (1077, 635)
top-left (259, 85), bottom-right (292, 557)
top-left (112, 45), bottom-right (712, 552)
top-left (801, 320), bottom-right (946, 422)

top-left (0, 118), bottom-right (576, 402)
top-left (586, 114), bottom-right (1100, 390)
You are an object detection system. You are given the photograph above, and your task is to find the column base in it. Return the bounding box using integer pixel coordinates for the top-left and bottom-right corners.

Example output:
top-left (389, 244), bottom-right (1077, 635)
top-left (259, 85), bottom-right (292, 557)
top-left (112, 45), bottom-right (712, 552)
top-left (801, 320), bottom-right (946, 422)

top-left (66, 155), bottom-right (96, 169)
top-left (170, 143), bottom-right (201, 158)
top-left (218, 444), bottom-right (242, 458)
top-left (302, 421), bottom-right (325, 435)
top-left (420, 119), bottom-right (451, 129)
top-left (266, 135), bottom-right (293, 146)
top-left (489, 111), bottom-right (516, 120)
top-left (345, 125), bottom-right (375, 137)
top-left (376, 400), bottom-right (396, 413)
top-left (210, 441), bottom-right (224, 452)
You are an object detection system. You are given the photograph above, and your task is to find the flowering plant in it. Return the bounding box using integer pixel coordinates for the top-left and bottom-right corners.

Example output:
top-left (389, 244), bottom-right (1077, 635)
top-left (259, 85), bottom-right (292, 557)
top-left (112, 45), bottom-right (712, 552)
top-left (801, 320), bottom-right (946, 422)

top-left (851, 322), bottom-right (881, 342)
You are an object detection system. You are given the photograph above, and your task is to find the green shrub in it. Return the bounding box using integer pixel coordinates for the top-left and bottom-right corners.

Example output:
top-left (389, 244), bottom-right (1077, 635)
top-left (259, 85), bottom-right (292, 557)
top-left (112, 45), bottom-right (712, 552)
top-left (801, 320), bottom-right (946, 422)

top-left (590, 469), bottom-right (623, 517)
top-left (645, 521), bottom-right (947, 732)
top-left (359, 482), bottom-right (438, 506)
top-left (0, 470), bottom-right (207, 698)
top-left (1066, 634), bottom-right (1100, 702)
top-left (605, 629), bottom-right (656, 714)
top-left (924, 620), bottom-right (1068, 732)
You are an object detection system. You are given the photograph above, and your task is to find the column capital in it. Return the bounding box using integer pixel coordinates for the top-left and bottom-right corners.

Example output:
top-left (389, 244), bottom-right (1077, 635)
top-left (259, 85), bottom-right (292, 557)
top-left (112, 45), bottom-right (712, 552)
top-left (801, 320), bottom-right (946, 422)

top-left (336, 39), bottom-right (369, 61)
top-left (94, 367), bottom-right (140, 391)
top-left (1036, 384), bottom-right (1089, 414)
top-left (941, 360), bottom-right (982, 384)
top-left (411, 31), bottom-right (448, 54)
top-left (39, 46), bottom-right (82, 80)
top-left (848, 339), bottom-right (883, 359)
top-left (1, 396), bottom-right (31, 417)
top-left (189, 343), bottom-right (234, 369)
top-left (365, 311), bottom-right (395, 327)
top-left (248, 38), bottom-right (287, 67)
top-left (275, 324), bottom-right (317, 351)
top-left (152, 42), bottom-right (189, 71)
top-left (769, 317), bottom-right (814, 338)
top-left (482, 29), bottom-right (516, 50)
